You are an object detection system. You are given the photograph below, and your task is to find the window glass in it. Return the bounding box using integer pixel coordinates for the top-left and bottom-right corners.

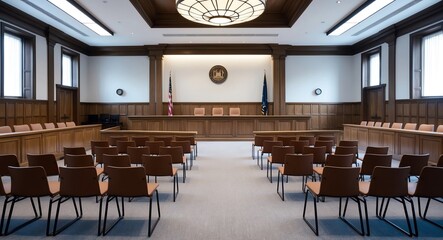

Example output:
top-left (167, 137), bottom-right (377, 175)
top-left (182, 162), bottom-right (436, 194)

top-left (368, 53), bottom-right (380, 86)
top-left (62, 54), bottom-right (73, 87)
top-left (421, 31), bottom-right (443, 97)
top-left (4, 33), bottom-right (23, 97)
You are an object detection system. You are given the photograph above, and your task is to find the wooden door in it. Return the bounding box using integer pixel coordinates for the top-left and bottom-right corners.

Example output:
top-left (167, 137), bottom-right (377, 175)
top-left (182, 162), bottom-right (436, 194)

top-left (362, 84), bottom-right (385, 122)
top-left (56, 85), bottom-right (77, 123)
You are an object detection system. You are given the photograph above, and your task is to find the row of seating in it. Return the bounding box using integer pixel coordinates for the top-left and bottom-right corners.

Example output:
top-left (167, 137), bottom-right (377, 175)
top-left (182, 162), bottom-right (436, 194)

top-left (360, 121), bottom-right (442, 132)
top-left (0, 122), bottom-right (76, 133)
top-left (194, 107), bottom-right (240, 116)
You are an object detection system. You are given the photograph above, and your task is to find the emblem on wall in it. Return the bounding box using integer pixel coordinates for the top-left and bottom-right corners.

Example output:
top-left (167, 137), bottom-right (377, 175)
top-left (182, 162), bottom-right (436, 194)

top-left (209, 65), bottom-right (228, 84)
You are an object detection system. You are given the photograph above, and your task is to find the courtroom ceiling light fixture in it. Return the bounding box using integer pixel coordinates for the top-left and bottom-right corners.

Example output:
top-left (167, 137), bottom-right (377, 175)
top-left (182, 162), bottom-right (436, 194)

top-left (47, 0), bottom-right (113, 36)
top-left (327, 0), bottom-right (395, 36)
top-left (176, 0), bottom-right (266, 26)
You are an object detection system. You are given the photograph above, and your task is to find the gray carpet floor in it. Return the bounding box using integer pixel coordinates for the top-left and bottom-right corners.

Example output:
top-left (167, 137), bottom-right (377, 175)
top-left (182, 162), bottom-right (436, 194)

top-left (2, 141), bottom-right (443, 239)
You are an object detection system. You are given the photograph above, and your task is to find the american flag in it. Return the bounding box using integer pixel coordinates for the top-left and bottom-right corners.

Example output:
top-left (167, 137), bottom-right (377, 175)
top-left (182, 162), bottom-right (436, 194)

top-left (168, 74), bottom-right (173, 116)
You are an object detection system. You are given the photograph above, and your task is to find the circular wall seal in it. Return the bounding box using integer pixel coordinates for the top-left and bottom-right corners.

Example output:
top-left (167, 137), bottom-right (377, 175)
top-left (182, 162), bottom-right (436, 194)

top-left (116, 88), bottom-right (124, 96)
top-left (209, 65), bottom-right (228, 84)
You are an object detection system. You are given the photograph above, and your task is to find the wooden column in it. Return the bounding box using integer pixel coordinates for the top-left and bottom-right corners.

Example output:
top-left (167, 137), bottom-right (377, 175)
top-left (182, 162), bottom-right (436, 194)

top-left (387, 34), bottom-right (396, 123)
top-left (148, 49), bottom-right (164, 115)
top-left (46, 34), bottom-right (56, 123)
top-left (271, 45), bottom-right (287, 115)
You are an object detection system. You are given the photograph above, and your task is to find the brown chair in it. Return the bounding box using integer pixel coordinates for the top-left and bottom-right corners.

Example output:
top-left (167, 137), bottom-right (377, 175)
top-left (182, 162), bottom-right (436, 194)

top-left (360, 121), bottom-right (367, 126)
top-left (171, 140), bottom-right (193, 170)
top-left (160, 146), bottom-right (187, 183)
top-left (367, 121), bottom-right (375, 127)
top-left (277, 154), bottom-right (313, 200)
top-left (359, 166), bottom-right (416, 237)
top-left (359, 154), bottom-right (392, 181)
top-left (103, 166), bottom-right (160, 237)
top-left (314, 140), bottom-right (333, 155)
top-left (267, 146), bottom-right (294, 183)
top-left (44, 123), bottom-right (56, 129)
top-left (175, 136), bottom-right (198, 158)
top-left (145, 141), bottom-right (165, 155)
top-left (303, 146), bottom-right (326, 166)
top-left (143, 155), bottom-right (179, 202)
top-left (56, 122), bottom-right (67, 128)
top-left (339, 140), bottom-right (358, 151)
top-left (27, 153), bottom-right (60, 177)
top-left (374, 122), bottom-right (382, 127)
top-left (0, 173), bottom-right (11, 235)
top-left (303, 166), bottom-right (365, 236)
top-left (317, 136), bottom-right (336, 146)
top-left (289, 140), bottom-right (309, 154)
top-left (437, 154), bottom-right (443, 167)
top-left (90, 140), bottom-right (109, 157)
top-left (108, 136), bottom-right (129, 146)
top-left (116, 141), bottom-right (136, 154)
top-left (299, 136), bottom-right (315, 146)
top-left (277, 136), bottom-right (298, 146)
top-left (0, 126), bottom-right (12, 133)
top-left (52, 166), bottom-right (107, 236)
top-left (229, 107), bottom-right (240, 116)
top-left (131, 136), bottom-right (150, 147)
top-left (63, 146), bottom-right (86, 157)
top-left (193, 107), bottom-right (205, 116)
top-left (153, 136), bottom-right (173, 146)
top-left (398, 154), bottom-right (429, 180)
top-left (404, 123), bottom-right (417, 130)
top-left (65, 121), bottom-right (76, 127)
top-left (102, 154), bottom-right (131, 179)
top-left (13, 124), bottom-right (30, 132)
top-left (436, 125), bottom-right (443, 133)
top-left (127, 146), bottom-right (150, 165)
top-left (4, 166), bottom-right (60, 236)
top-left (365, 146), bottom-right (389, 155)
top-left (408, 166), bottom-right (443, 231)
top-left (391, 122), bottom-right (403, 129)
top-left (335, 146), bottom-right (358, 166)
top-left (418, 124), bottom-right (434, 132)
top-left (252, 135), bottom-right (273, 160)
top-left (94, 146), bottom-right (118, 166)
top-left (64, 154), bottom-right (104, 177)
top-left (313, 154), bottom-right (354, 178)
top-left (0, 154), bottom-right (20, 176)
top-left (212, 107), bottom-right (223, 116)
top-left (260, 140), bottom-right (283, 170)
top-left (382, 122), bottom-right (391, 128)
top-left (30, 123), bottom-right (43, 131)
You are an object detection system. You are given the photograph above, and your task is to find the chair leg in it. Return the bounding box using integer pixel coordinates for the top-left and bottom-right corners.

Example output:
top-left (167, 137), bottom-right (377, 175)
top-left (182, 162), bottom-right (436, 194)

top-left (277, 171), bottom-right (285, 201)
top-left (148, 190), bottom-right (161, 237)
top-left (419, 197), bottom-right (443, 230)
top-left (302, 190), bottom-right (319, 236)
top-left (339, 197), bottom-right (365, 236)
top-left (4, 197), bottom-right (42, 236)
top-left (0, 196), bottom-right (12, 236)
top-left (51, 196), bottom-right (82, 236)
top-left (361, 197), bottom-right (370, 236)
top-left (97, 196), bottom-right (104, 236)
top-left (182, 163), bottom-right (186, 183)
top-left (251, 143), bottom-right (255, 159)
top-left (102, 196), bottom-right (124, 236)
top-left (378, 197), bottom-right (416, 237)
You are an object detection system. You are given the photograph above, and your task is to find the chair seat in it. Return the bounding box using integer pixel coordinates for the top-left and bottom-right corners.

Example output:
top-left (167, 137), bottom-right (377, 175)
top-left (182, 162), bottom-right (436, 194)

top-left (2, 182), bottom-right (11, 195)
top-left (408, 182), bottom-right (417, 196)
top-left (96, 168), bottom-right (104, 176)
top-left (313, 166), bottom-right (323, 176)
top-left (99, 182), bottom-right (108, 195)
top-left (277, 166), bottom-right (284, 174)
top-left (48, 181), bottom-right (60, 196)
top-left (305, 182), bottom-right (321, 196)
top-left (358, 181), bottom-right (370, 195)
top-left (172, 168), bottom-right (178, 176)
top-left (147, 183), bottom-right (159, 196)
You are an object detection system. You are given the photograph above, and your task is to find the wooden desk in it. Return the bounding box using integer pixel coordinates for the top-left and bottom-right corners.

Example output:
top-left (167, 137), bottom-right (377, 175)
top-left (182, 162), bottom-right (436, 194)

top-left (127, 115), bottom-right (311, 140)
top-left (343, 124), bottom-right (443, 164)
top-left (0, 124), bottom-right (101, 164)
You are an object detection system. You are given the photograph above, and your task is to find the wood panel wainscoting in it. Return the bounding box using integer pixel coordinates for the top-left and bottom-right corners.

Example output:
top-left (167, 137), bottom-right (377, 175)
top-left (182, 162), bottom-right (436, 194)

top-left (100, 128), bottom-right (197, 142)
top-left (343, 124), bottom-right (443, 165)
top-left (127, 115), bottom-right (311, 140)
top-left (253, 130), bottom-right (343, 143)
top-left (0, 124), bottom-right (101, 165)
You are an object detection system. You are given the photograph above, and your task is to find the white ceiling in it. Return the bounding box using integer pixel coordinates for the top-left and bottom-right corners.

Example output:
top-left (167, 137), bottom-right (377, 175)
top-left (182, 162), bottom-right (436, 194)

top-left (2, 0), bottom-right (441, 47)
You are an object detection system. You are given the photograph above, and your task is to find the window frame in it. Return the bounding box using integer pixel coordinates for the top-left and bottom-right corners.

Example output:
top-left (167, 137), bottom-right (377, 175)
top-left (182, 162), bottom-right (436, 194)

top-left (0, 23), bottom-right (35, 99)
top-left (61, 47), bottom-right (79, 88)
top-left (361, 47), bottom-right (381, 88)
top-left (410, 23), bottom-right (443, 99)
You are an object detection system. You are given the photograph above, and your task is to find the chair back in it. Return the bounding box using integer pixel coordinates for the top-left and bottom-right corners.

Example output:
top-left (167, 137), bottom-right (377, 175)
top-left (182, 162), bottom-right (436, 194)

top-left (27, 153), bottom-right (59, 176)
top-left (365, 146), bottom-right (389, 154)
top-left (107, 166), bottom-right (150, 197)
top-left (13, 124), bottom-right (30, 132)
top-left (303, 146), bottom-right (326, 165)
top-left (271, 146), bottom-right (295, 164)
top-left (127, 146), bottom-right (150, 165)
top-left (283, 154), bottom-right (313, 176)
top-left (391, 122), bottom-right (403, 129)
top-left (288, 140), bottom-right (309, 154)
top-left (57, 122), bottom-right (67, 128)
top-left (412, 166), bottom-right (443, 197)
top-left (398, 154), bottom-right (429, 176)
top-left (94, 146), bottom-right (118, 164)
top-left (0, 154), bottom-right (20, 176)
top-left (317, 136), bottom-right (336, 146)
top-left (212, 107), bottom-right (223, 116)
top-left (9, 166), bottom-right (52, 197)
top-left (319, 167), bottom-right (360, 197)
top-left (143, 155), bottom-right (174, 176)
top-left (325, 154), bottom-right (354, 167)
top-left (64, 146), bottom-right (86, 157)
top-left (103, 154), bottom-right (131, 175)
top-left (339, 140), bottom-right (358, 147)
top-left (360, 121), bottom-right (367, 126)
top-left (367, 121), bottom-right (375, 127)
top-left (171, 140), bottom-right (191, 154)
top-left (276, 136), bottom-right (298, 146)
top-left (436, 125), bottom-right (443, 133)
top-left (298, 136), bottom-right (315, 145)
top-left (404, 123), bottom-right (417, 130)
top-left (108, 136), bottom-right (129, 146)
top-left (194, 107), bottom-right (205, 116)
top-left (314, 140), bottom-right (333, 154)
top-left (0, 179), bottom-right (8, 196)
top-left (132, 136), bottom-right (150, 147)
top-left (90, 140), bottom-right (109, 155)
top-left (418, 124), bottom-right (434, 132)
top-left (145, 141), bottom-right (165, 155)
top-left (229, 107), bottom-right (240, 116)
top-left (153, 136), bottom-right (173, 146)
top-left (30, 123), bottom-right (43, 130)
top-left (360, 154), bottom-right (392, 176)
top-left (374, 122), bottom-right (382, 127)
top-left (254, 136), bottom-right (274, 147)
top-left (262, 140), bottom-right (283, 154)
top-left (334, 146), bottom-right (357, 163)
top-left (160, 146), bottom-right (184, 164)
top-left (64, 154), bottom-right (94, 167)
top-left (59, 166), bottom-right (102, 197)
top-left (66, 121), bottom-right (76, 127)
top-left (0, 126), bottom-right (12, 133)
top-left (116, 141), bottom-right (136, 154)
top-left (367, 166), bottom-right (410, 197)
top-left (382, 122), bottom-right (390, 128)
top-left (437, 154), bottom-right (443, 167)
top-left (44, 123), bottom-right (56, 129)
top-left (175, 136), bottom-right (196, 145)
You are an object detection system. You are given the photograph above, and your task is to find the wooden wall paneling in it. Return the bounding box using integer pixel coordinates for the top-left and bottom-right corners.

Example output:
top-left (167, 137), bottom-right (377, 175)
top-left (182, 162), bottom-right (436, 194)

top-left (59, 131), bottom-right (74, 148)
top-left (0, 103), bottom-right (5, 126)
top-left (16, 102), bottom-right (24, 124)
top-left (146, 121), bottom-right (161, 130)
top-left (380, 131), bottom-right (395, 155)
top-left (24, 103), bottom-right (32, 123)
top-left (410, 102), bottom-right (418, 119)
top-left (368, 129), bottom-right (381, 146)
top-left (358, 129), bottom-right (368, 149)
top-left (163, 119), bottom-right (181, 131)
top-left (22, 135), bottom-right (42, 162)
top-left (72, 128), bottom-right (85, 147)
top-left (294, 104), bottom-right (302, 115)
top-left (420, 136), bottom-right (442, 165)
top-left (319, 116), bottom-right (328, 130)
top-left (438, 101), bottom-right (443, 118)
top-left (6, 102), bottom-right (15, 126)
top-left (237, 120), bottom-right (254, 137)
top-left (295, 119), bottom-right (308, 130)
top-left (186, 120), bottom-right (206, 137)
top-left (302, 104), bottom-right (311, 115)
top-left (256, 120), bottom-right (275, 131)
top-left (0, 137), bottom-right (21, 162)
top-left (208, 120), bottom-right (233, 136)
top-left (397, 133), bottom-right (418, 156)
top-left (276, 120), bottom-right (292, 131)
top-left (42, 132), bottom-right (59, 155)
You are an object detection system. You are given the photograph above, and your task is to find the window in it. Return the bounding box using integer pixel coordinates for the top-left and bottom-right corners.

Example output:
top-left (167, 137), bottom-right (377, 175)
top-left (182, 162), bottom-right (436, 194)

top-left (1, 24), bottom-right (35, 99)
top-left (61, 48), bottom-right (79, 87)
top-left (411, 24), bottom-right (443, 98)
top-left (361, 48), bottom-right (381, 87)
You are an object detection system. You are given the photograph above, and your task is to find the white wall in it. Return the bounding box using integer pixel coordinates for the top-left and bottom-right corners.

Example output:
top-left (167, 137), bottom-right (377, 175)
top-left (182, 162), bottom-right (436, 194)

top-left (396, 34), bottom-right (411, 100)
top-left (83, 56), bottom-right (149, 102)
top-left (286, 56), bottom-right (360, 102)
top-left (35, 35), bottom-right (48, 100)
top-left (163, 55), bottom-right (273, 102)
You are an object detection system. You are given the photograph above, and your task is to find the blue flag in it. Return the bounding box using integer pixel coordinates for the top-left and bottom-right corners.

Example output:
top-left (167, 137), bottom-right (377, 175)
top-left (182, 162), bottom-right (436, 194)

top-left (261, 74), bottom-right (268, 115)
